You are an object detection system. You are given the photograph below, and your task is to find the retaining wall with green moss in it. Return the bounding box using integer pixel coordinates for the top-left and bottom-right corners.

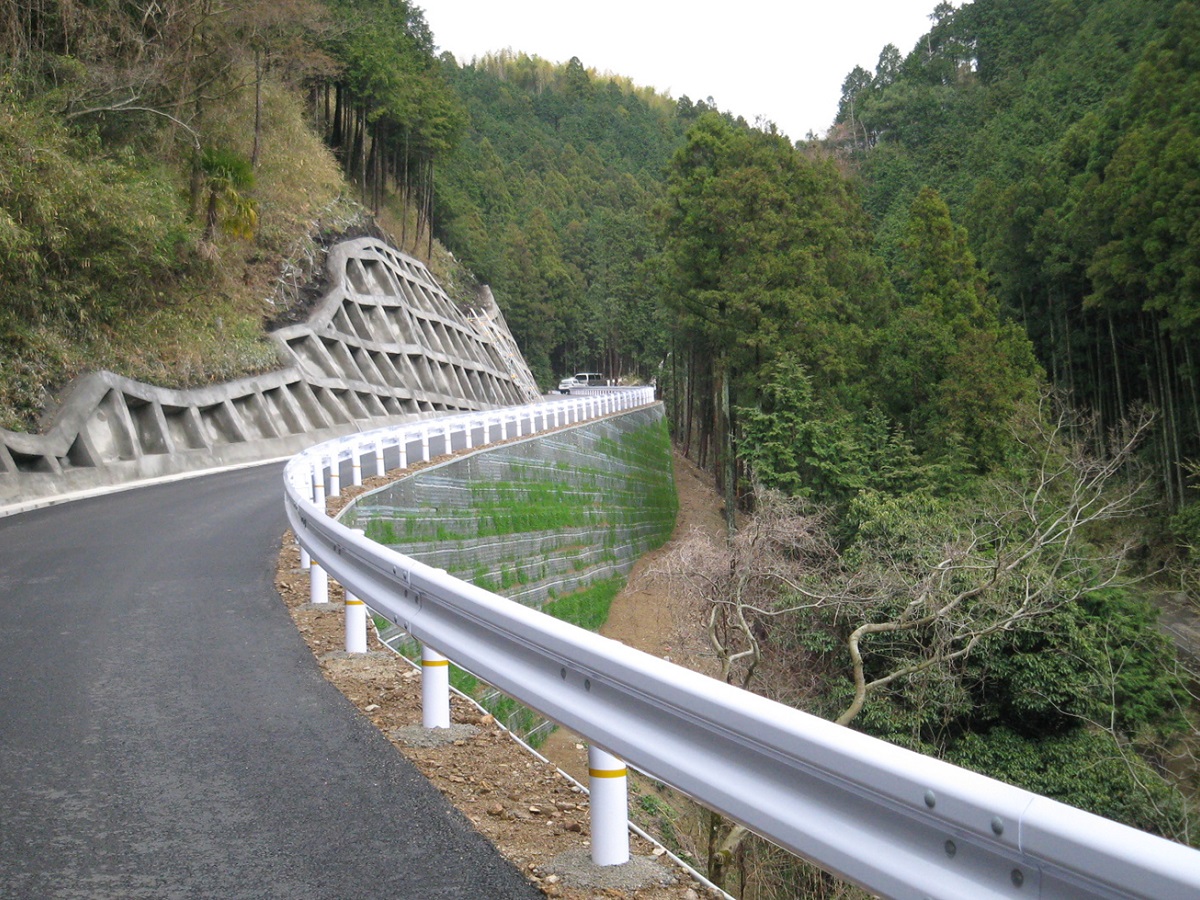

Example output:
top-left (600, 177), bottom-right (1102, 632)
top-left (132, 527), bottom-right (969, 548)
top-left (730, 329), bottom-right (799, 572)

top-left (342, 406), bottom-right (677, 616)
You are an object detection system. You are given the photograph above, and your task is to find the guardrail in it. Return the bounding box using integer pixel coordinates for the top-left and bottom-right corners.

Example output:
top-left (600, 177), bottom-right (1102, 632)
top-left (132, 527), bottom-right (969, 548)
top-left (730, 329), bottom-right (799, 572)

top-left (284, 390), bottom-right (1200, 899)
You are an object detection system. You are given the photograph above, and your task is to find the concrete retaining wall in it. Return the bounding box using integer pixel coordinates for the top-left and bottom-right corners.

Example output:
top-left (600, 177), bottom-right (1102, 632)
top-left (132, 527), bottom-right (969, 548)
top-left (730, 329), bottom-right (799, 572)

top-left (0, 238), bottom-right (539, 510)
top-left (341, 407), bottom-right (677, 610)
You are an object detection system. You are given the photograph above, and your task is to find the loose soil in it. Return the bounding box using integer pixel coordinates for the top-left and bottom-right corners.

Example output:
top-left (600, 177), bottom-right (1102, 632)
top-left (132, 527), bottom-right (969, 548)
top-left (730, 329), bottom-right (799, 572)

top-left (275, 447), bottom-right (729, 899)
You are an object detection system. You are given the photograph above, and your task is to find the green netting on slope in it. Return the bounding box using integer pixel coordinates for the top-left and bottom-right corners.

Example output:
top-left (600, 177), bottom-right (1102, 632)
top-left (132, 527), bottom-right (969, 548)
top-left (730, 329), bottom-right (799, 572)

top-left (342, 406), bottom-right (677, 610)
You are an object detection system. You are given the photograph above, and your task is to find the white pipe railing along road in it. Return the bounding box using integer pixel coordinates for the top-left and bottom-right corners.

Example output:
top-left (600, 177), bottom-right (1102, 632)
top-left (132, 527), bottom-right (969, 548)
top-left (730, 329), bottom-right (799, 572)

top-left (284, 389), bottom-right (1200, 900)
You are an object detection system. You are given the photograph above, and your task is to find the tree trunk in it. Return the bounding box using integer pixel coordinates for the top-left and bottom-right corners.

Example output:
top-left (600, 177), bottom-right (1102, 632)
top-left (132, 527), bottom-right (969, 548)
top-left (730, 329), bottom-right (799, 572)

top-left (1108, 313), bottom-right (1125, 419)
top-left (252, 47), bottom-right (263, 169)
top-left (330, 84), bottom-right (344, 152)
top-left (359, 104), bottom-right (368, 207)
top-left (718, 355), bottom-right (736, 535)
top-left (425, 157), bottom-right (435, 258)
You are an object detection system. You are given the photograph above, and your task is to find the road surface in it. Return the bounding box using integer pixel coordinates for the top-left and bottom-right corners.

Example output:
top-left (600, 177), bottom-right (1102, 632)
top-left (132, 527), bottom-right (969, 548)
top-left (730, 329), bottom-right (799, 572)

top-left (0, 465), bottom-right (540, 899)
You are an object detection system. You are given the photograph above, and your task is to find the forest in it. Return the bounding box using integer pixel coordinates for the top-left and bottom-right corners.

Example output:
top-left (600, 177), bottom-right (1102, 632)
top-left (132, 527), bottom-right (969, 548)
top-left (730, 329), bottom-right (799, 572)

top-left (2, 0), bottom-right (1198, 895)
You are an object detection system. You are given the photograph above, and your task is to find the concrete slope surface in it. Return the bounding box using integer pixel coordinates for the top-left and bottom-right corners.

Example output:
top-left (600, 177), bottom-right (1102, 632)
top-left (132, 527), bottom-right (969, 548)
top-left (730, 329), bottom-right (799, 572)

top-left (0, 465), bottom-right (540, 899)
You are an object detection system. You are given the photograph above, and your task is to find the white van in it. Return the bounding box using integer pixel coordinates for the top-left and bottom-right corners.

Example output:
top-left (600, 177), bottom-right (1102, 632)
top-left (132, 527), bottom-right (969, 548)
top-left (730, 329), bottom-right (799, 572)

top-left (556, 372), bottom-right (605, 393)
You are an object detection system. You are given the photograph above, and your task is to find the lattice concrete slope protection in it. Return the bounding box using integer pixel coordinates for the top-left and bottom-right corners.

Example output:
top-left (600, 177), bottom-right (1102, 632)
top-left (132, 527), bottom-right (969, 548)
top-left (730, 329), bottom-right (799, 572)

top-left (0, 238), bottom-right (540, 509)
top-left (342, 407), bottom-right (677, 610)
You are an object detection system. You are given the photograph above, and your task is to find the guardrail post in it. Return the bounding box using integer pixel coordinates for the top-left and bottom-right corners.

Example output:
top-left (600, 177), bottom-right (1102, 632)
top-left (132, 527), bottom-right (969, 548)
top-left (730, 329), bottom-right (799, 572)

top-left (463, 420), bottom-right (474, 450)
top-left (310, 558), bottom-right (328, 604)
top-left (351, 450), bottom-right (363, 487)
top-left (398, 438), bottom-right (408, 470)
top-left (328, 457), bottom-right (340, 498)
top-left (374, 442), bottom-right (386, 477)
top-left (420, 429), bottom-right (431, 463)
top-left (588, 745), bottom-right (630, 866)
top-left (344, 529), bottom-right (368, 653)
top-left (421, 645), bottom-right (450, 728)
top-left (313, 467), bottom-right (326, 510)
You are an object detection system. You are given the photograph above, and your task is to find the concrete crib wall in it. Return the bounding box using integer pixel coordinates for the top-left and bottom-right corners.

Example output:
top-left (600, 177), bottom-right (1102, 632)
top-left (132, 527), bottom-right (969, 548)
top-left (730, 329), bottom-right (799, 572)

top-left (0, 238), bottom-right (539, 510)
top-left (342, 406), bottom-right (677, 610)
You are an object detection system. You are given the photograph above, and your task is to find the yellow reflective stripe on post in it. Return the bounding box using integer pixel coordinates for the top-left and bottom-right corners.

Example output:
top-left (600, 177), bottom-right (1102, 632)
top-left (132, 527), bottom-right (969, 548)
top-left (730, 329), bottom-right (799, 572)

top-left (422, 658), bottom-right (450, 667)
top-left (589, 767), bottom-right (627, 779)
top-left (345, 598), bottom-right (364, 605)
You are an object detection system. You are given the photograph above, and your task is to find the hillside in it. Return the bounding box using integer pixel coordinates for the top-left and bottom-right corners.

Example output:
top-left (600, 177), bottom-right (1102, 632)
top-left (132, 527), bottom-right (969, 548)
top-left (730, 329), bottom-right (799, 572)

top-left (0, 0), bottom-right (488, 432)
top-left (834, 0), bottom-right (1200, 515)
top-left (4, 3), bottom-right (1199, 894)
top-left (433, 51), bottom-right (694, 386)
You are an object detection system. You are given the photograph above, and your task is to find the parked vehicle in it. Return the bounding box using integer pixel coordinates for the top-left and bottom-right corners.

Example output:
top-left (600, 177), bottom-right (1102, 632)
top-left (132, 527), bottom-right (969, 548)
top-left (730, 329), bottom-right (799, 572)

top-left (557, 372), bottom-right (605, 393)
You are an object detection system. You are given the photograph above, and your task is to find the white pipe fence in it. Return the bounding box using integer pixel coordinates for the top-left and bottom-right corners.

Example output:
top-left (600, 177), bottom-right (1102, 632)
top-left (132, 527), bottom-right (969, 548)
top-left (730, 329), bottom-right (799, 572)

top-left (284, 389), bottom-right (1200, 899)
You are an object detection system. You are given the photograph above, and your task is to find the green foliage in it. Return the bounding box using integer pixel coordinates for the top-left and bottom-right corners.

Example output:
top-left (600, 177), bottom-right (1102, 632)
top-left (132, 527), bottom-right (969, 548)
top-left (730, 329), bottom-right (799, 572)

top-left (1084, 3), bottom-right (1200, 335)
top-left (659, 121), bottom-right (1034, 503)
top-left (807, 486), bottom-right (1192, 837)
top-left (0, 87), bottom-right (197, 333)
top-left (434, 51), bottom-right (685, 386)
top-left (874, 188), bottom-right (1041, 470)
top-left (0, 1), bottom-right (349, 431)
top-left (733, 394), bottom-right (1194, 840)
top-left (659, 114), bottom-right (885, 396)
top-left (200, 147), bottom-right (258, 240)
top-left (657, 112), bottom-right (893, 498)
top-left (947, 726), bottom-right (1189, 838)
top-left (838, 0), bottom-right (1200, 505)
top-left (543, 578), bottom-right (624, 632)
top-left (970, 587), bottom-right (1188, 742)
top-left (738, 354), bottom-right (926, 507)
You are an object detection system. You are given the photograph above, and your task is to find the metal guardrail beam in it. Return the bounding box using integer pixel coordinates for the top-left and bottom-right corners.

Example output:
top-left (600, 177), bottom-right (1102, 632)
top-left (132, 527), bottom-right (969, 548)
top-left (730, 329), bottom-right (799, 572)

top-left (285, 392), bottom-right (1200, 900)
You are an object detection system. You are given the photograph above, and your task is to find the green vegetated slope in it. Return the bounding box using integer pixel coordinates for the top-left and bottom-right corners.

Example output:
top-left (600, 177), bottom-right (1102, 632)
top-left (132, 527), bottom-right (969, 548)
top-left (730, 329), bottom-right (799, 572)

top-left (0, 1), bottom-right (701, 427)
top-left (344, 411), bottom-right (676, 743)
top-left (1, 4), bottom-right (352, 430)
top-left (346, 410), bottom-right (676, 618)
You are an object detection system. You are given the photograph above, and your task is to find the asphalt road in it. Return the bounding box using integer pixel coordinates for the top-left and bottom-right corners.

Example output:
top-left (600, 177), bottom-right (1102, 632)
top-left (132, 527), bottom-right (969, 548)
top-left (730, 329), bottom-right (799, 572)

top-left (0, 465), bottom-right (540, 899)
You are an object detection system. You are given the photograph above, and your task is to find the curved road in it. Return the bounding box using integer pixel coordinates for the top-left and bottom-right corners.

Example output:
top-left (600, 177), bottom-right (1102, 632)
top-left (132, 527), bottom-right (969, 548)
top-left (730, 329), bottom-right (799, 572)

top-left (0, 465), bottom-right (540, 899)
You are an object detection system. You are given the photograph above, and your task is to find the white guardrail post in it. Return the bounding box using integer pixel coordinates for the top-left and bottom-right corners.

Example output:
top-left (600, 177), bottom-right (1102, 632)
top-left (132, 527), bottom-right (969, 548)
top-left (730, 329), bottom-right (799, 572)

top-left (309, 557), bottom-right (327, 605)
top-left (328, 455), bottom-right (340, 498)
top-left (589, 745), bottom-right (630, 866)
top-left (312, 465), bottom-right (325, 509)
top-left (284, 388), bottom-right (1200, 895)
top-left (345, 528), bottom-right (368, 653)
top-left (421, 646), bottom-right (451, 729)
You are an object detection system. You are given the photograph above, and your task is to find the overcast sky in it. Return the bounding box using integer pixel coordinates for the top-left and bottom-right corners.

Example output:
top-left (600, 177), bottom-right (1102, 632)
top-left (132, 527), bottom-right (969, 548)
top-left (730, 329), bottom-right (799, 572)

top-left (415, 0), bottom-right (947, 141)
